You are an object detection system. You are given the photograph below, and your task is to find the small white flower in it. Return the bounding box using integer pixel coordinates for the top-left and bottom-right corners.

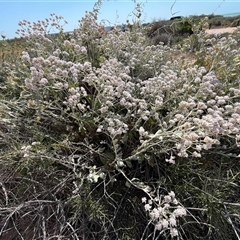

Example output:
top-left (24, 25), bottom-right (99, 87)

top-left (203, 136), bottom-right (214, 143)
top-left (192, 151), bottom-right (201, 158)
top-left (144, 204), bottom-right (151, 211)
top-left (74, 44), bottom-right (81, 51)
top-left (81, 46), bottom-right (87, 54)
top-left (164, 195), bottom-right (171, 203)
top-left (169, 217), bottom-right (177, 227)
top-left (64, 40), bottom-right (71, 46)
top-left (150, 208), bottom-right (160, 220)
top-left (97, 125), bottom-right (103, 133)
top-left (39, 78), bottom-right (48, 85)
top-left (155, 222), bottom-right (162, 231)
top-left (161, 219), bottom-right (169, 229)
top-left (168, 191), bottom-right (175, 199)
top-left (173, 206), bottom-right (186, 217)
top-left (170, 228), bottom-right (178, 238)
top-left (166, 155), bottom-right (175, 164)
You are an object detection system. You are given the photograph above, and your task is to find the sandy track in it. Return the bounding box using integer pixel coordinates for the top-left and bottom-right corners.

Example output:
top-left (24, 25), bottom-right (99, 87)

top-left (205, 27), bottom-right (237, 34)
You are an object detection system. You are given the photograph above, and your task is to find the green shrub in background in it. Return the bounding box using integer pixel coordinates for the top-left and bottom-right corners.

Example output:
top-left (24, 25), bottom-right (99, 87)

top-left (231, 18), bottom-right (240, 27)
top-left (147, 17), bottom-right (198, 46)
top-left (0, 1), bottom-right (240, 239)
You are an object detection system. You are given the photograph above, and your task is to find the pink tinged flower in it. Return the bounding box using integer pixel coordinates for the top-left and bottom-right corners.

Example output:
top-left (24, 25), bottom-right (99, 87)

top-left (194, 77), bottom-right (201, 83)
top-left (25, 78), bottom-right (32, 87)
top-left (144, 204), bottom-right (151, 211)
top-left (108, 121), bottom-right (114, 127)
top-left (141, 115), bottom-right (149, 121)
top-left (170, 228), bottom-right (178, 238)
top-left (44, 59), bottom-right (51, 65)
top-left (155, 222), bottom-right (162, 231)
top-left (53, 82), bottom-right (63, 89)
top-left (225, 105), bottom-right (233, 111)
top-left (107, 127), bottom-right (115, 136)
top-left (175, 114), bottom-right (184, 121)
top-left (80, 87), bottom-right (87, 97)
top-left (62, 70), bottom-right (68, 77)
top-left (123, 91), bottom-right (131, 98)
top-left (30, 66), bottom-right (37, 73)
top-left (56, 59), bottom-right (63, 66)
top-left (202, 143), bottom-right (212, 150)
top-left (56, 68), bottom-right (62, 75)
top-left (164, 203), bottom-right (170, 209)
top-left (207, 99), bottom-right (216, 105)
top-left (197, 102), bottom-right (207, 110)
top-left (217, 99), bottom-right (226, 105)
top-left (70, 38), bottom-right (76, 44)
top-left (169, 119), bottom-right (175, 125)
top-left (139, 127), bottom-right (146, 136)
top-left (168, 191), bottom-right (175, 199)
top-left (21, 53), bottom-right (30, 62)
top-left (161, 219), bottom-right (169, 229)
top-left (157, 207), bottom-right (164, 214)
top-left (83, 61), bottom-right (91, 69)
top-left (179, 101), bottom-right (189, 108)
top-left (100, 106), bottom-right (108, 113)
top-left (178, 150), bottom-right (188, 158)
top-left (169, 217), bottom-right (177, 227)
top-left (151, 208), bottom-right (160, 220)
top-left (184, 140), bottom-right (193, 147)
top-left (203, 136), bottom-right (213, 143)
top-left (77, 103), bottom-right (85, 111)
top-left (104, 100), bottom-right (112, 107)
top-left (81, 46), bottom-right (87, 54)
top-left (188, 132), bottom-right (199, 141)
top-left (25, 78), bottom-right (36, 90)
top-left (173, 206), bottom-right (186, 217)
top-left (192, 151), bottom-right (201, 158)
top-left (72, 73), bottom-right (78, 82)
top-left (74, 44), bottom-right (81, 51)
top-left (96, 123), bottom-right (104, 133)
top-left (164, 195), bottom-right (171, 203)
top-left (39, 78), bottom-right (48, 85)
top-left (172, 198), bottom-right (178, 205)
top-left (166, 155), bottom-right (175, 164)
top-left (53, 49), bottom-right (61, 56)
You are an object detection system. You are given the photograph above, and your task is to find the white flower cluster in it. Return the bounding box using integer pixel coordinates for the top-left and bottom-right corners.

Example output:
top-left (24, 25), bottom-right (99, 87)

top-left (21, 145), bottom-right (32, 158)
top-left (142, 191), bottom-right (186, 238)
top-left (97, 115), bottom-right (129, 137)
top-left (63, 87), bottom-right (87, 111)
top-left (87, 165), bottom-right (106, 183)
top-left (20, 142), bottom-right (41, 158)
top-left (21, 10), bottom-right (240, 164)
top-left (16, 13), bottom-right (67, 40)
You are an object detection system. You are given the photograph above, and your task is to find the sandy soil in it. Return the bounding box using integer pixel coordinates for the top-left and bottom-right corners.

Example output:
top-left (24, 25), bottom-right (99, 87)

top-left (205, 27), bottom-right (237, 34)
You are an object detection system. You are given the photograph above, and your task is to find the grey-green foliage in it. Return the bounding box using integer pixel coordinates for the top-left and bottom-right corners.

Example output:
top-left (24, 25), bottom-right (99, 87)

top-left (0, 5), bottom-right (240, 240)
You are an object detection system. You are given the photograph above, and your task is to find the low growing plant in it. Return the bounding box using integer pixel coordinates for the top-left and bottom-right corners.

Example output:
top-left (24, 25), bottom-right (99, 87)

top-left (0, 2), bottom-right (240, 239)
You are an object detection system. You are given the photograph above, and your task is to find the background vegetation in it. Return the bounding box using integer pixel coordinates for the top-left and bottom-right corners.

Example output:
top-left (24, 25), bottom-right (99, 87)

top-left (0, 2), bottom-right (240, 239)
top-left (147, 13), bottom-right (240, 46)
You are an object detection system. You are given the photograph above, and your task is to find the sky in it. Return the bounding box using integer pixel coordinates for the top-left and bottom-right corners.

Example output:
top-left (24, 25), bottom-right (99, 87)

top-left (1, 0), bottom-right (240, 39)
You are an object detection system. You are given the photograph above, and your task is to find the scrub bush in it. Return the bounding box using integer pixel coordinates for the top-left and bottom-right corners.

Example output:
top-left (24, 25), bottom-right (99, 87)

top-left (0, 2), bottom-right (240, 239)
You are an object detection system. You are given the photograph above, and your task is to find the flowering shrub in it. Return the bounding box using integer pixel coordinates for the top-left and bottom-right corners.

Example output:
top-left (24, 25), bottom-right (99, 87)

top-left (0, 3), bottom-right (240, 239)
